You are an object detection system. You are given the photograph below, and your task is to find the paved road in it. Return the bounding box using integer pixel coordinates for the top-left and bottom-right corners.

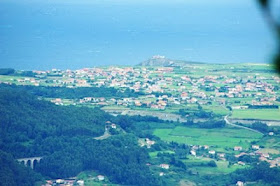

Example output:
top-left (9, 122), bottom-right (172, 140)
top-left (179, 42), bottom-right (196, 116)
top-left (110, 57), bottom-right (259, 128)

top-left (224, 115), bottom-right (264, 135)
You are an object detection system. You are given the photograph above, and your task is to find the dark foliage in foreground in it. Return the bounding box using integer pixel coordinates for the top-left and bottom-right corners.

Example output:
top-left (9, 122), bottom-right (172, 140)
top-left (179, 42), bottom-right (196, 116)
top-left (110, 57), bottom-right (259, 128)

top-left (203, 162), bottom-right (280, 185)
top-left (0, 85), bottom-right (160, 185)
top-left (0, 150), bottom-right (43, 186)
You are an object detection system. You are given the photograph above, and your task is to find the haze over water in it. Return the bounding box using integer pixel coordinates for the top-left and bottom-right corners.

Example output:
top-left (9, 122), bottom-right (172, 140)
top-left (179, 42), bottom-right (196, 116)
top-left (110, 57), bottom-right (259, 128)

top-left (0, 0), bottom-right (276, 70)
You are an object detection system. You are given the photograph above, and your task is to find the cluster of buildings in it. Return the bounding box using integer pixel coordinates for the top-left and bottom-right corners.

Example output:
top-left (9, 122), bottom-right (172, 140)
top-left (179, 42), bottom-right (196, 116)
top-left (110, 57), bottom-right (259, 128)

top-left (14, 66), bottom-right (275, 112)
top-left (42, 175), bottom-right (105, 186)
top-left (188, 143), bottom-right (280, 168)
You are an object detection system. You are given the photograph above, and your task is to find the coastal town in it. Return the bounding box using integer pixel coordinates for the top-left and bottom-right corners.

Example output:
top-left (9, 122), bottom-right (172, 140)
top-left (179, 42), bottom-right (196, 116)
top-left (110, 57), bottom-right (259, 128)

top-left (0, 60), bottom-right (280, 185)
top-left (1, 61), bottom-right (279, 122)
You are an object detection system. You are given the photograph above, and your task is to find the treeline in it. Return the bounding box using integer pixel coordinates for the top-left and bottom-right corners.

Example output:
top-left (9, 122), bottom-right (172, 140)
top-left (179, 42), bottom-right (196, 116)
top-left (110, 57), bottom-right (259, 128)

top-left (179, 109), bottom-right (216, 118)
top-left (0, 83), bottom-right (143, 99)
top-left (0, 68), bottom-right (36, 77)
top-left (0, 68), bottom-right (15, 75)
top-left (178, 108), bottom-right (226, 128)
top-left (248, 105), bottom-right (279, 109)
top-left (236, 121), bottom-right (280, 135)
top-left (0, 85), bottom-right (160, 185)
top-left (230, 162), bottom-right (280, 185)
top-left (184, 119), bottom-right (225, 129)
top-left (112, 114), bottom-right (177, 139)
top-left (207, 162), bottom-right (280, 185)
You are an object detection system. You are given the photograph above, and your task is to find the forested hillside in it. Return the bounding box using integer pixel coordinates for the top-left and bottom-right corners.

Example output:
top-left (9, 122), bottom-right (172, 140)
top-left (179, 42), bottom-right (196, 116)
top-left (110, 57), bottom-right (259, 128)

top-left (0, 86), bottom-right (108, 157)
top-left (0, 85), bottom-right (160, 185)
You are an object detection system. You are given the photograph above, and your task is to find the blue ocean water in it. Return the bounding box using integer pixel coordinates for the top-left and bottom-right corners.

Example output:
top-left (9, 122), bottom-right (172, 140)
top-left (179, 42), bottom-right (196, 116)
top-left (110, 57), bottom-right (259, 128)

top-left (0, 0), bottom-right (276, 70)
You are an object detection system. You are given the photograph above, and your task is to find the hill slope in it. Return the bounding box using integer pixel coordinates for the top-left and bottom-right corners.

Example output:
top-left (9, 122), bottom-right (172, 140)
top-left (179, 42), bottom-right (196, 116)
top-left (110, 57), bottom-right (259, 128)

top-left (0, 85), bottom-right (160, 185)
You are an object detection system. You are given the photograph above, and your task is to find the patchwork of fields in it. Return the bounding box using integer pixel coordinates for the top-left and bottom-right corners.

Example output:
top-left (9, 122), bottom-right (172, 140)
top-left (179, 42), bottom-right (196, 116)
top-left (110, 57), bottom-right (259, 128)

top-left (183, 156), bottom-right (245, 175)
top-left (153, 126), bottom-right (263, 150)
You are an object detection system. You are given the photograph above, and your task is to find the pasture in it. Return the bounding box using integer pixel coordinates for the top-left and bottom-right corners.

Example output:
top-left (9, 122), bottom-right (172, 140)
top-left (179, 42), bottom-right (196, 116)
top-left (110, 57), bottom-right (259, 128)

top-left (149, 150), bottom-right (175, 158)
top-left (183, 156), bottom-right (245, 175)
top-left (231, 109), bottom-right (280, 120)
top-left (153, 126), bottom-right (262, 150)
top-left (257, 136), bottom-right (280, 151)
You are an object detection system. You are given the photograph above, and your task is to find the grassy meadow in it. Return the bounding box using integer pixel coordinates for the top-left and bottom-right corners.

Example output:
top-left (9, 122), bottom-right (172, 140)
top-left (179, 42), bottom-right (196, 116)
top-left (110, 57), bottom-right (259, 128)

top-left (231, 109), bottom-right (280, 120)
top-left (153, 126), bottom-right (263, 150)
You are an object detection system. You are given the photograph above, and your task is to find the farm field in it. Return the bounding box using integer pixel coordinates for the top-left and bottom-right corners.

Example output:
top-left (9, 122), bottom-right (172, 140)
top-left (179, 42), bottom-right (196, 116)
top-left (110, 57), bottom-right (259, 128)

top-left (149, 150), bottom-right (175, 158)
top-left (202, 105), bottom-right (229, 116)
top-left (182, 156), bottom-right (246, 175)
top-left (153, 126), bottom-right (263, 150)
top-left (0, 75), bottom-right (26, 80)
top-left (192, 163), bottom-right (246, 175)
top-left (231, 109), bottom-right (280, 120)
top-left (257, 136), bottom-right (280, 151)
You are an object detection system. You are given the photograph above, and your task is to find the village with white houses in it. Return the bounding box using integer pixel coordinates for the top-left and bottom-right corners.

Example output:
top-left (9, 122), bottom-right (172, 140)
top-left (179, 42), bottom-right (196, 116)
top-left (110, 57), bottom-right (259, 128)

top-left (2, 64), bottom-right (279, 116)
top-left (1, 61), bottom-right (280, 185)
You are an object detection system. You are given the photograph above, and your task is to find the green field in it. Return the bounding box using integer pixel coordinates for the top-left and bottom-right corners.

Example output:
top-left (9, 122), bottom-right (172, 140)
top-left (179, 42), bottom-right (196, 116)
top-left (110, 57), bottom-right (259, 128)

top-left (182, 156), bottom-right (245, 175)
top-left (153, 126), bottom-right (263, 150)
top-left (257, 136), bottom-right (280, 151)
top-left (192, 163), bottom-right (246, 175)
top-left (231, 109), bottom-right (280, 120)
top-left (0, 75), bottom-right (21, 80)
top-left (149, 150), bottom-right (175, 158)
top-left (202, 105), bottom-right (229, 116)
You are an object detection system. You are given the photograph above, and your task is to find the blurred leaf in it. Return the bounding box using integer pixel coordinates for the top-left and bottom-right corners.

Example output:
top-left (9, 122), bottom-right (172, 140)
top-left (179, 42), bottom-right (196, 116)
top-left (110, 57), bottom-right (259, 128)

top-left (275, 53), bottom-right (280, 74)
top-left (258, 0), bottom-right (269, 8)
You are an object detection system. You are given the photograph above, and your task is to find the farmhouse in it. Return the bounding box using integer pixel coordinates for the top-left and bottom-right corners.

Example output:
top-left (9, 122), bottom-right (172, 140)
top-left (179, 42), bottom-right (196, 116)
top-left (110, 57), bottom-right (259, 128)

top-left (234, 146), bottom-right (243, 151)
top-left (77, 180), bottom-right (84, 185)
top-left (97, 175), bottom-right (105, 181)
top-left (190, 150), bottom-right (196, 156)
top-left (160, 164), bottom-right (170, 169)
top-left (252, 145), bottom-right (260, 150)
top-left (236, 181), bottom-right (244, 186)
top-left (208, 150), bottom-right (216, 155)
top-left (218, 153), bottom-right (225, 158)
top-left (145, 138), bottom-right (155, 148)
top-left (111, 123), bottom-right (117, 129)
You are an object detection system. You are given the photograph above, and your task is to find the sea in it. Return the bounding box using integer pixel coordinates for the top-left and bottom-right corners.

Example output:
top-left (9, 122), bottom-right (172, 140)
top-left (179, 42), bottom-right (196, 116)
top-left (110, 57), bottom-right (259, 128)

top-left (0, 0), bottom-right (277, 70)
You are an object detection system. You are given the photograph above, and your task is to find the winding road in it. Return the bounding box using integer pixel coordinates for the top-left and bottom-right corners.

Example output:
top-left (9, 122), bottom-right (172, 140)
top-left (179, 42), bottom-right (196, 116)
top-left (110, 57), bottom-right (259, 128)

top-left (224, 115), bottom-right (264, 135)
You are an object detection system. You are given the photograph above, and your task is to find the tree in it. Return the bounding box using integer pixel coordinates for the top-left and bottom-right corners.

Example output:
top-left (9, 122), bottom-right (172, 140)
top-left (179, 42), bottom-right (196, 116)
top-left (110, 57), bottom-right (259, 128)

top-left (0, 68), bottom-right (15, 75)
top-left (208, 160), bottom-right (217, 167)
top-left (257, 0), bottom-right (280, 73)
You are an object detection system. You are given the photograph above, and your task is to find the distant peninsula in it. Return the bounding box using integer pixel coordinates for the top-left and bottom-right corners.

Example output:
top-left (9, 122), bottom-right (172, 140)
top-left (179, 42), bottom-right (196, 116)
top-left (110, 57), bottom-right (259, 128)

top-left (138, 55), bottom-right (204, 67)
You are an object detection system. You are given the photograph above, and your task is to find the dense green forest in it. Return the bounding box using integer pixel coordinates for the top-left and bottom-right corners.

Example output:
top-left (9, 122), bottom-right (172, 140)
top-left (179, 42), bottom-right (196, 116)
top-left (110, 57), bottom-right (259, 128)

top-left (0, 150), bottom-right (43, 186)
top-left (0, 86), bottom-right (108, 157)
top-left (0, 85), bottom-right (160, 185)
top-left (204, 162), bottom-right (280, 186)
